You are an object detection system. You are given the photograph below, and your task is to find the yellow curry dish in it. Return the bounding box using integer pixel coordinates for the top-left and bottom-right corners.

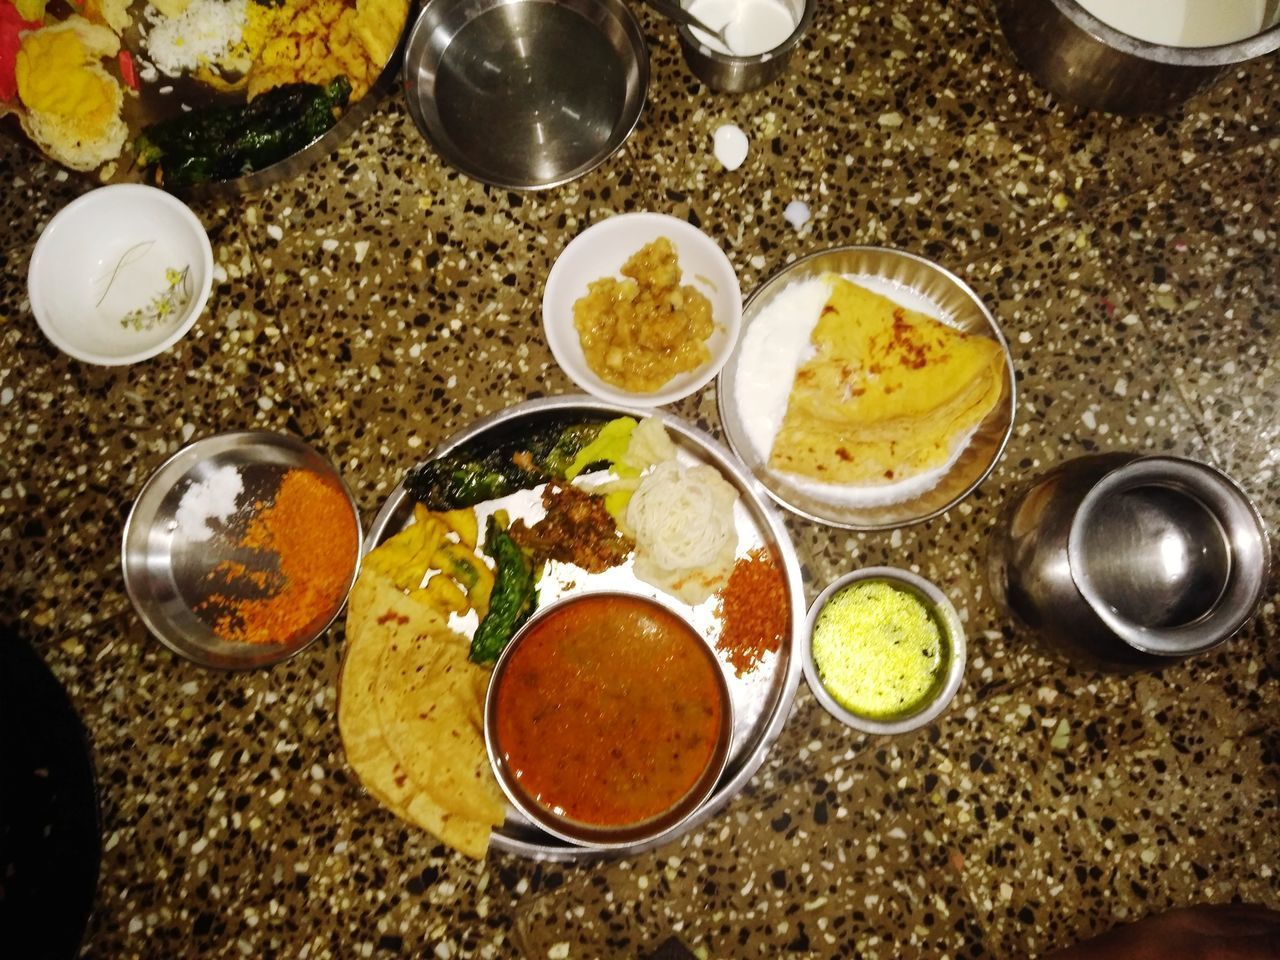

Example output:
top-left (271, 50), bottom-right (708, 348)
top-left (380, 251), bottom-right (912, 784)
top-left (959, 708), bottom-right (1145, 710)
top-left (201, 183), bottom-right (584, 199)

top-left (0, 0), bottom-right (408, 182)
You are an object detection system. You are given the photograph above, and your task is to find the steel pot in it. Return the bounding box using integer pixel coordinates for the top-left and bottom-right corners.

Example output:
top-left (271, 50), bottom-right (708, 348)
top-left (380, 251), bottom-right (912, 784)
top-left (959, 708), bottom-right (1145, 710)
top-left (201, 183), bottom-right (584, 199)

top-left (992, 0), bottom-right (1280, 115)
top-left (990, 453), bottom-right (1270, 670)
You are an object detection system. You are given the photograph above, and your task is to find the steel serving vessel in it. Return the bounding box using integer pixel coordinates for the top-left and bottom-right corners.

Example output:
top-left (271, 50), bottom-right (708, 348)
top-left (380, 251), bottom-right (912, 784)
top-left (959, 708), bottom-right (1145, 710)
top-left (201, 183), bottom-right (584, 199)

top-left (122, 431), bottom-right (363, 670)
top-left (364, 396), bottom-right (805, 860)
top-left (402, 0), bottom-right (649, 189)
top-left (990, 453), bottom-right (1271, 670)
top-left (484, 592), bottom-right (734, 849)
top-left (675, 0), bottom-right (816, 93)
top-left (716, 245), bottom-right (1016, 531)
top-left (993, 0), bottom-right (1280, 115)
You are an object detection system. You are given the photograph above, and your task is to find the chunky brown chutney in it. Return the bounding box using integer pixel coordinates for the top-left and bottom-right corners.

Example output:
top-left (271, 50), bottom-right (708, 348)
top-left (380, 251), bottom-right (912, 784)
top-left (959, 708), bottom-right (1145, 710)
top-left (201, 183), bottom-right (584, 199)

top-left (572, 237), bottom-right (715, 393)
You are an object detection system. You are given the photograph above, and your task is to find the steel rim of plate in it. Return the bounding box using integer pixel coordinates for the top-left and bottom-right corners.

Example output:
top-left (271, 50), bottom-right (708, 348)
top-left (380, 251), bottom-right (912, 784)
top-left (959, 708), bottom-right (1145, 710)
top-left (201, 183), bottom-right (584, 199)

top-left (401, 0), bottom-right (649, 190)
top-left (121, 430), bottom-right (364, 670)
top-left (715, 244), bottom-right (1018, 531)
top-left (364, 395), bottom-right (805, 860)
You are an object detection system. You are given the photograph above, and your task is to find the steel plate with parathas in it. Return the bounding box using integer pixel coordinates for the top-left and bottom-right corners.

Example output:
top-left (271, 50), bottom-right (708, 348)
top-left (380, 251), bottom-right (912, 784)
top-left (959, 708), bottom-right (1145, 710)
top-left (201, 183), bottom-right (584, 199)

top-left (364, 396), bottom-right (805, 860)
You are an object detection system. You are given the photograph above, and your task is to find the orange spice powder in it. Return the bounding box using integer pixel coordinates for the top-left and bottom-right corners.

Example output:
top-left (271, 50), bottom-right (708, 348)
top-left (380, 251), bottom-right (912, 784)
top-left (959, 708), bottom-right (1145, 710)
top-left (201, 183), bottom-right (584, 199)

top-left (202, 468), bottom-right (358, 646)
top-left (714, 547), bottom-right (789, 676)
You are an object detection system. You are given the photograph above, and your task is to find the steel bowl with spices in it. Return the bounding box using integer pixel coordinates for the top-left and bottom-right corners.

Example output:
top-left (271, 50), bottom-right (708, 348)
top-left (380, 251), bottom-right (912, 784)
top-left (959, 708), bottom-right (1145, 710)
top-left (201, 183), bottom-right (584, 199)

top-left (122, 431), bottom-right (363, 670)
top-left (484, 591), bottom-right (734, 849)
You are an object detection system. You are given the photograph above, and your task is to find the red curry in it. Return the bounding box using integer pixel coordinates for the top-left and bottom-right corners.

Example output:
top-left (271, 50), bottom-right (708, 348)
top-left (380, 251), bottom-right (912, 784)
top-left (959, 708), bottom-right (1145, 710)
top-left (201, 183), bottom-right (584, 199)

top-left (493, 594), bottom-right (725, 828)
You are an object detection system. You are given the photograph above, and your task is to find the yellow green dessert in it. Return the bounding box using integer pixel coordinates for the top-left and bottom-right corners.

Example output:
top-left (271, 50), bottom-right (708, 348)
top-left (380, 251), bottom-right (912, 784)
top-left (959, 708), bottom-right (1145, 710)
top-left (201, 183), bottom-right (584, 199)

top-left (811, 580), bottom-right (948, 719)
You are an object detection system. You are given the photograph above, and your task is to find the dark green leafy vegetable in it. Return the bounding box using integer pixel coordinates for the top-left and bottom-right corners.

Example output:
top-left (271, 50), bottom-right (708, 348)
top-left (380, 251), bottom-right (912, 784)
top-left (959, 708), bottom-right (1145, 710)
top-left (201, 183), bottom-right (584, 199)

top-left (134, 77), bottom-right (352, 188)
top-left (540, 423), bottom-right (608, 478)
top-left (470, 515), bottom-right (538, 664)
top-left (405, 420), bottom-right (607, 511)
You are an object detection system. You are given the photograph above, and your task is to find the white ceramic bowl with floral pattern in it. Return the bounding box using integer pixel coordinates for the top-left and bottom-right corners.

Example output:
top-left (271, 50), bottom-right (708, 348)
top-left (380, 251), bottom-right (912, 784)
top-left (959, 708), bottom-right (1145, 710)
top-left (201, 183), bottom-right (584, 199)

top-left (28, 184), bottom-right (213, 366)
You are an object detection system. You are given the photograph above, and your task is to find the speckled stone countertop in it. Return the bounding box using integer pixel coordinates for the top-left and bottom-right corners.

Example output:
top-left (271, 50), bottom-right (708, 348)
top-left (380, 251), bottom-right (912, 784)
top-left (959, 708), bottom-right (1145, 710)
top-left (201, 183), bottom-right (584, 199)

top-left (1, 0), bottom-right (1277, 957)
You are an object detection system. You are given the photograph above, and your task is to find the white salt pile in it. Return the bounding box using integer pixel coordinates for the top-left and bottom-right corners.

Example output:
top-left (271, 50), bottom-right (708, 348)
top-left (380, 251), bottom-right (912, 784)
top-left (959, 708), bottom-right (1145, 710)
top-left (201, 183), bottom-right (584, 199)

top-left (174, 463), bottom-right (244, 542)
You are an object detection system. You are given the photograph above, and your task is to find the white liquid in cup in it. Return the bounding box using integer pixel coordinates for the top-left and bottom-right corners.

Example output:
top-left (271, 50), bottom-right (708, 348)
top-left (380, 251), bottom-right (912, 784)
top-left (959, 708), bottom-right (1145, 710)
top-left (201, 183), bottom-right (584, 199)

top-left (1074, 0), bottom-right (1279, 47)
top-left (686, 0), bottom-right (798, 57)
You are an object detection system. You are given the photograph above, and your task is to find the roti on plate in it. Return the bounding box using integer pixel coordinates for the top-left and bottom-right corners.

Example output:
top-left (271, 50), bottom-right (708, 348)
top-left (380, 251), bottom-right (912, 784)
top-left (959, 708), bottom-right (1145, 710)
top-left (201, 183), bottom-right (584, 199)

top-left (769, 276), bottom-right (1005, 486)
top-left (338, 568), bottom-right (504, 860)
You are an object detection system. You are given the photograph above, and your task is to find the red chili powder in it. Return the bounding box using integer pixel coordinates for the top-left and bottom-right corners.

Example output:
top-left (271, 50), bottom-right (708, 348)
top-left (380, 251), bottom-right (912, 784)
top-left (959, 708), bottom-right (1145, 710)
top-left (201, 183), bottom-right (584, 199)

top-left (201, 468), bottom-right (358, 646)
top-left (714, 547), bottom-right (789, 676)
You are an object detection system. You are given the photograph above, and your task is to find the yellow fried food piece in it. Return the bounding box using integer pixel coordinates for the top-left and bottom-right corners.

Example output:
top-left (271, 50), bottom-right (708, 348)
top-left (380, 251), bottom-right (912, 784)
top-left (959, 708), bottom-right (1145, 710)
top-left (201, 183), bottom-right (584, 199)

top-left (769, 277), bottom-right (1006, 485)
top-left (431, 542), bottom-right (495, 617)
top-left (15, 18), bottom-right (126, 171)
top-left (241, 0), bottom-right (408, 101)
top-left (149, 0), bottom-right (191, 17)
top-left (352, 0), bottom-right (403, 69)
top-left (437, 507), bottom-right (478, 550)
top-left (363, 506), bottom-right (494, 617)
top-left (431, 542), bottom-right (483, 590)
top-left (362, 513), bottom-right (442, 590)
top-left (83, 0), bottom-right (131, 35)
top-left (415, 575), bottom-right (469, 616)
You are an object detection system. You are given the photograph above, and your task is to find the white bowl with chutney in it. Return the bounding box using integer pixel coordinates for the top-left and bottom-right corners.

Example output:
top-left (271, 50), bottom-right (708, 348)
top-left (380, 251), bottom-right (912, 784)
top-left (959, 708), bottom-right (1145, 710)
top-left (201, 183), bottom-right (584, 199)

top-left (803, 567), bottom-right (966, 735)
top-left (541, 212), bottom-right (743, 407)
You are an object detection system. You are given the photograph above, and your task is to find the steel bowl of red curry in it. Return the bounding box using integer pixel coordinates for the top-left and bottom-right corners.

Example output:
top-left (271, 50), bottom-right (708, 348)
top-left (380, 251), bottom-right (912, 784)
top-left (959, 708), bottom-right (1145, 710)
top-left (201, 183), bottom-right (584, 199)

top-left (485, 592), bottom-right (734, 849)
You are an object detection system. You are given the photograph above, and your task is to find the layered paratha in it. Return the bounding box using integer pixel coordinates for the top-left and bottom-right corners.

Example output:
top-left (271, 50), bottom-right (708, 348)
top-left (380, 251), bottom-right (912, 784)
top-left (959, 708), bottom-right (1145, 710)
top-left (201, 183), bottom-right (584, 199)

top-left (769, 276), bottom-right (1004, 486)
top-left (338, 568), bottom-right (504, 860)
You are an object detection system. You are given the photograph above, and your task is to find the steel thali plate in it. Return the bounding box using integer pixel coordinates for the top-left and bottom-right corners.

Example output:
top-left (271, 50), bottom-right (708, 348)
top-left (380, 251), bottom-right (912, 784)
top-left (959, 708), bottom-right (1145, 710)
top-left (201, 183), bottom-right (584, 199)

top-left (365, 396), bottom-right (804, 860)
top-left (401, 0), bottom-right (648, 190)
top-left (1, 0), bottom-right (415, 198)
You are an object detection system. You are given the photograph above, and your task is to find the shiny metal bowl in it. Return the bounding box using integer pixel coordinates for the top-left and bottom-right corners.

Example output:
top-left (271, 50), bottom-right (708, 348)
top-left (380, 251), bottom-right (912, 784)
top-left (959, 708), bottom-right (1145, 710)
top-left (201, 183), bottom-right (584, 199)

top-left (122, 431), bottom-right (362, 670)
top-left (484, 592), bottom-right (733, 850)
top-left (677, 0), bottom-right (815, 92)
top-left (716, 246), bottom-right (1016, 530)
top-left (991, 453), bottom-right (1271, 669)
top-left (993, 0), bottom-right (1280, 115)
top-left (402, 0), bottom-right (648, 189)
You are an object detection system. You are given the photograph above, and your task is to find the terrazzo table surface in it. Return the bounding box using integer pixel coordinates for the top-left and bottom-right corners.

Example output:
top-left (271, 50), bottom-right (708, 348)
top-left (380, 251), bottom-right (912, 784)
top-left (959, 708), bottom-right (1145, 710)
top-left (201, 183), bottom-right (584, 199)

top-left (2, 0), bottom-right (1278, 957)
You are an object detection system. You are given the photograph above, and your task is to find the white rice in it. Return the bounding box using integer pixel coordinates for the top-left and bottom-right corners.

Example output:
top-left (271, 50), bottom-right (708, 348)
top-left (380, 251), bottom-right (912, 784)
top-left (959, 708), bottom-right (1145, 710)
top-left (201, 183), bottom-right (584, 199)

top-left (144, 0), bottom-right (247, 78)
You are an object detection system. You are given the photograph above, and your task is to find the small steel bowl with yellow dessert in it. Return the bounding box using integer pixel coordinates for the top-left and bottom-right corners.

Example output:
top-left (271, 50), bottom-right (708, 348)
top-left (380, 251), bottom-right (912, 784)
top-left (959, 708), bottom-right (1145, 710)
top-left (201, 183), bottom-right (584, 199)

top-left (542, 212), bottom-right (742, 406)
top-left (717, 246), bottom-right (1016, 529)
top-left (803, 567), bottom-right (966, 735)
